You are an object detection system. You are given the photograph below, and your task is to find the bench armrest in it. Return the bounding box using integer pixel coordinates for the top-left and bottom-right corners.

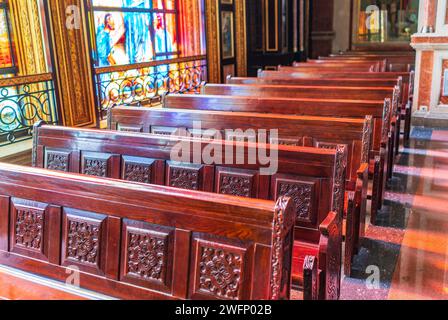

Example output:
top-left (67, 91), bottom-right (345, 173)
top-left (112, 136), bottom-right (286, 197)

top-left (317, 211), bottom-right (341, 300)
top-left (303, 256), bottom-right (319, 300)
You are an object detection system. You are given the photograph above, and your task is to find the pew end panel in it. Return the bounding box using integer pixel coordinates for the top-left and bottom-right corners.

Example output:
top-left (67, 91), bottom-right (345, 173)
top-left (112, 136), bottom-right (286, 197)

top-left (344, 162), bottom-right (369, 277)
top-left (318, 211), bottom-right (341, 300)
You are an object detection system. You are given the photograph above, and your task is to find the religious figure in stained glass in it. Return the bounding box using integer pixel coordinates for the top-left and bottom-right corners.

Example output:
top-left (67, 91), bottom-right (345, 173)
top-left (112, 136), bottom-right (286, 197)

top-left (96, 14), bottom-right (116, 67)
top-left (93, 0), bottom-right (177, 67)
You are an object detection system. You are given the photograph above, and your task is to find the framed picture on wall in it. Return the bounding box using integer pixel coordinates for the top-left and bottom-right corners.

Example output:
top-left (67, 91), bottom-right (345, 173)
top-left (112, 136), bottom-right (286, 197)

top-left (221, 11), bottom-right (235, 60)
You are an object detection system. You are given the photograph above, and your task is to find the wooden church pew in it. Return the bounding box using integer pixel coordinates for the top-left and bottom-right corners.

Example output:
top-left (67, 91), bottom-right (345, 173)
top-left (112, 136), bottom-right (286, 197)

top-left (32, 124), bottom-right (347, 299)
top-left (226, 75), bottom-right (401, 88)
top-left (260, 68), bottom-right (414, 147)
top-left (0, 162), bottom-right (300, 300)
top-left (302, 59), bottom-right (388, 72)
top-left (201, 82), bottom-right (402, 171)
top-left (324, 52), bottom-right (415, 72)
top-left (106, 106), bottom-right (371, 275)
top-left (281, 64), bottom-right (378, 72)
top-left (202, 83), bottom-right (397, 105)
top-left (163, 93), bottom-right (392, 214)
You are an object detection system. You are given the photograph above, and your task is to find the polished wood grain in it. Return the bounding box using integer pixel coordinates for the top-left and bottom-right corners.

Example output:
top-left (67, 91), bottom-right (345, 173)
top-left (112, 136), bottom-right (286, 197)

top-left (0, 162), bottom-right (297, 300)
top-left (202, 83), bottom-right (395, 101)
top-left (32, 124), bottom-right (346, 299)
top-left (107, 106), bottom-right (371, 278)
top-left (227, 76), bottom-right (401, 88)
top-left (162, 93), bottom-right (393, 226)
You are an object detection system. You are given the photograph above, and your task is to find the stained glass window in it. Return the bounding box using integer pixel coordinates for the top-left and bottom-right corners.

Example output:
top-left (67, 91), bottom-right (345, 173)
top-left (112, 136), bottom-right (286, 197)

top-left (0, 1), bottom-right (15, 75)
top-left (92, 0), bottom-right (179, 67)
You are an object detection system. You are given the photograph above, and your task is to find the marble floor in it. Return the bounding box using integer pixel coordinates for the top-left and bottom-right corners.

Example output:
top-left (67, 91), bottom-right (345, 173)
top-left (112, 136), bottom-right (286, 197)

top-left (341, 127), bottom-right (448, 300)
top-left (0, 127), bottom-right (448, 300)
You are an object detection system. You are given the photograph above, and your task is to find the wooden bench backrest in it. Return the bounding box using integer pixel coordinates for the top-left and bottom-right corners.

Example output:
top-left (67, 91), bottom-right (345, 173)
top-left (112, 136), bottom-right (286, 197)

top-left (226, 76), bottom-right (400, 88)
top-left (163, 94), bottom-right (388, 152)
top-left (272, 68), bottom-right (411, 82)
top-left (285, 64), bottom-right (378, 72)
top-left (0, 162), bottom-right (296, 300)
top-left (33, 125), bottom-right (346, 248)
top-left (260, 69), bottom-right (412, 104)
top-left (297, 60), bottom-right (387, 72)
top-left (202, 83), bottom-right (395, 101)
top-left (322, 55), bottom-right (415, 64)
top-left (107, 106), bottom-right (371, 189)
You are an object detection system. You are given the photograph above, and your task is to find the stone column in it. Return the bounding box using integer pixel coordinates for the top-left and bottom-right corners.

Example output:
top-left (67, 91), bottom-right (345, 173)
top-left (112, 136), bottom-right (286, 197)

top-left (412, 0), bottom-right (448, 127)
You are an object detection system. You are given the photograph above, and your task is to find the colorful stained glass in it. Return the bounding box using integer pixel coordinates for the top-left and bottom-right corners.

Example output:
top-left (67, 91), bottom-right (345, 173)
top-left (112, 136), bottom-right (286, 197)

top-left (93, 0), bottom-right (178, 67)
top-left (0, 8), bottom-right (13, 69)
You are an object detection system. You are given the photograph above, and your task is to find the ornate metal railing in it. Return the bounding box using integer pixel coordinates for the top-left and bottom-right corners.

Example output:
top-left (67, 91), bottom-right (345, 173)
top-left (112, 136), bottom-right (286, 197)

top-left (0, 73), bottom-right (59, 147)
top-left (94, 55), bottom-right (207, 119)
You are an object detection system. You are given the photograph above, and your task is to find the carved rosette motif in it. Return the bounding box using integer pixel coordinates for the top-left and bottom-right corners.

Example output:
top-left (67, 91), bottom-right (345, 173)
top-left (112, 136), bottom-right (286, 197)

top-left (15, 208), bottom-right (44, 252)
top-left (46, 152), bottom-right (69, 172)
top-left (124, 163), bottom-right (152, 184)
top-left (332, 145), bottom-right (347, 220)
top-left (219, 175), bottom-right (252, 198)
top-left (169, 167), bottom-right (200, 190)
top-left (199, 247), bottom-right (242, 299)
top-left (127, 232), bottom-right (166, 282)
top-left (277, 182), bottom-right (312, 223)
top-left (270, 197), bottom-right (294, 300)
top-left (67, 220), bottom-right (100, 265)
top-left (83, 158), bottom-right (107, 177)
top-left (361, 116), bottom-right (372, 163)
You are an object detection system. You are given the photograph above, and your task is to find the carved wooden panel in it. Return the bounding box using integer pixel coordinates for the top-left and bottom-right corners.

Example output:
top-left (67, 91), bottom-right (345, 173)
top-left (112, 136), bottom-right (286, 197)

top-left (14, 204), bottom-right (45, 254)
top-left (190, 236), bottom-right (250, 300)
top-left (61, 208), bottom-right (107, 275)
top-left (117, 124), bottom-right (144, 133)
top-left (121, 156), bottom-right (155, 184)
top-left (215, 167), bottom-right (258, 198)
top-left (189, 128), bottom-right (223, 139)
top-left (224, 130), bottom-right (257, 142)
top-left (81, 152), bottom-right (119, 178)
top-left (166, 162), bottom-right (203, 191)
top-left (271, 137), bottom-right (303, 147)
top-left (44, 149), bottom-right (71, 172)
top-left (272, 176), bottom-right (319, 227)
top-left (9, 198), bottom-right (61, 263)
top-left (120, 220), bottom-right (174, 292)
top-left (151, 126), bottom-right (187, 136)
top-left (316, 141), bottom-right (339, 150)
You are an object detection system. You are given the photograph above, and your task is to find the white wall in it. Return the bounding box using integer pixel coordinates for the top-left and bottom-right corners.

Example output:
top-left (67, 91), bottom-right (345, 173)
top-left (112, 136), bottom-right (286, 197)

top-left (332, 0), bottom-right (351, 53)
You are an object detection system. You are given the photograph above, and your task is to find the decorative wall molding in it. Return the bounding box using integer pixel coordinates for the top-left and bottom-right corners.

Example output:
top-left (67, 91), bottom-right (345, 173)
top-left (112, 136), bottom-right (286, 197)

top-left (47, 0), bottom-right (97, 127)
top-left (235, 0), bottom-right (247, 77)
top-left (205, 0), bottom-right (221, 83)
top-left (9, 0), bottom-right (48, 75)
